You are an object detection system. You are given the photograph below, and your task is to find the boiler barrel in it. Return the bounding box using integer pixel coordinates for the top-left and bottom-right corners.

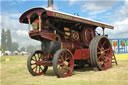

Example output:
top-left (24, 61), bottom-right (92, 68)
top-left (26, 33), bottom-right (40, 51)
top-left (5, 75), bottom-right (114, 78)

top-left (41, 39), bottom-right (81, 54)
top-left (61, 40), bottom-right (81, 50)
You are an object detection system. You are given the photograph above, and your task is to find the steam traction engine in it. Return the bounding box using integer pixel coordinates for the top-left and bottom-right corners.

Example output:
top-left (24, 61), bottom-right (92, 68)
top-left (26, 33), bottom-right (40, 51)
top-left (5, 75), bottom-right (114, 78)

top-left (19, 7), bottom-right (113, 78)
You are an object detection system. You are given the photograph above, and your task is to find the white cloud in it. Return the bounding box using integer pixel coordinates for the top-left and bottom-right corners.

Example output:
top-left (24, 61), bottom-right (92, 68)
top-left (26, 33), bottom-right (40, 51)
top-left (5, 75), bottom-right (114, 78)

top-left (105, 0), bottom-right (128, 38)
top-left (69, 0), bottom-right (121, 15)
top-left (114, 19), bottom-right (128, 34)
top-left (69, 0), bottom-right (79, 6)
top-left (16, 30), bottom-right (28, 37)
top-left (0, 12), bottom-right (40, 47)
top-left (105, 18), bottom-right (128, 38)
top-left (0, 12), bottom-right (24, 30)
top-left (115, 0), bottom-right (128, 20)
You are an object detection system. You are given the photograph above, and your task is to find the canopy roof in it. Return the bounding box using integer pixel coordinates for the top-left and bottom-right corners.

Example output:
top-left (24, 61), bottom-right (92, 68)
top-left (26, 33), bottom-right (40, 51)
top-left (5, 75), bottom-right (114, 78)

top-left (19, 7), bottom-right (114, 29)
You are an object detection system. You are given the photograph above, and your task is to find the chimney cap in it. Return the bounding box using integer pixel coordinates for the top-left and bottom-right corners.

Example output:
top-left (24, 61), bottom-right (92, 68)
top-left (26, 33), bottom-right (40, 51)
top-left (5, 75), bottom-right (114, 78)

top-left (48, 0), bottom-right (55, 10)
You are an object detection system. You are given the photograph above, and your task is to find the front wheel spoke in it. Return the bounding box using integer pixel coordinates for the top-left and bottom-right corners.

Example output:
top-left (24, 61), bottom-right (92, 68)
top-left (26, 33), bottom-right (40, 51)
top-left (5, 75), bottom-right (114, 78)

top-left (40, 66), bottom-right (43, 71)
top-left (32, 65), bottom-right (37, 70)
top-left (38, 54), bottom-right (40, 61)
top-left (32, 58), bottom-right (36, 61)
top-left (38, 54), bottom-right (41, 60)
top-left (39, 66), bottom-right (41, 73)
top-left (34, 55), bottom-right (37, 61)
top-left (31, 63), bottom-right (36, 65)
top-left (35, 66), bottom-right (38, 73)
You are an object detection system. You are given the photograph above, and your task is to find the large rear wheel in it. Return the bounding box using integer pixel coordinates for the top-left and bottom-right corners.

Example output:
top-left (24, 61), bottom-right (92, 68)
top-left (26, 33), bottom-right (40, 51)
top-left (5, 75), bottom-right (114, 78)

top-left (89, 36), bottom-right (112, 70)
top-left (53, 49), bottom-right (74, 78)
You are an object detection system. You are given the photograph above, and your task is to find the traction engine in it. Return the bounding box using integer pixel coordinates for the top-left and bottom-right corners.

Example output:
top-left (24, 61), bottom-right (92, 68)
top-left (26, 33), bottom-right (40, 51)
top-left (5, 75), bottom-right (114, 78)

top-left (19, 0), bottom-right (113, 78)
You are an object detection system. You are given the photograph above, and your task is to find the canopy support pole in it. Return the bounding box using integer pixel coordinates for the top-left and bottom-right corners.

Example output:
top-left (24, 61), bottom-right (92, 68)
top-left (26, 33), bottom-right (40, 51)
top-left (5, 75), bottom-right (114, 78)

top-left (28, 19), bottom-right (31, 32)
top-left (39, 16), bottom-right (41, 31)
top-left (102, 28), bottom-right (105, 35)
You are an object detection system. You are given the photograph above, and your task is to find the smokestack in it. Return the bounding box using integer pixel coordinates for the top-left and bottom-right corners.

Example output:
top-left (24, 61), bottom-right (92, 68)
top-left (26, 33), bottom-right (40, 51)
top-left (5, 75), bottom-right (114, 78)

top-left (48, 0), bottom-right (55, 10)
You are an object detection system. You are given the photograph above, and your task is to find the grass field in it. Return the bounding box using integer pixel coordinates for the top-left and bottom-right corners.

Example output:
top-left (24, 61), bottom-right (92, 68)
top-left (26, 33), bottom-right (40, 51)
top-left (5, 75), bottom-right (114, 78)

top-left (0, 54), bottom-right (128, 85)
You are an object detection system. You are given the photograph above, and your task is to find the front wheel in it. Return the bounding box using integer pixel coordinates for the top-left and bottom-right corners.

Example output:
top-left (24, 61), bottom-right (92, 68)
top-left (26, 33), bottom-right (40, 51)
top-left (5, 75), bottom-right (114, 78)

top-left (27, 50), bottom-right (48, 76)
top-left (53, 49), bottom-right (74, 78)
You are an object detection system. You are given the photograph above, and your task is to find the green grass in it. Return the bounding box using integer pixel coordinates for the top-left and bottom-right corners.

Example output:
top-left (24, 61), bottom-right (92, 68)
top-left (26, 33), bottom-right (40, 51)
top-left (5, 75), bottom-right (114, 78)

top-left (0, 54), bottom-right (128, 85)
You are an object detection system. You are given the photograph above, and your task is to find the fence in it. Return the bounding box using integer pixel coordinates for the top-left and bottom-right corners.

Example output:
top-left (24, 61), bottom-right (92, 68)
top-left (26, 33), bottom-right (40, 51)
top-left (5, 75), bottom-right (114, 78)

top-left (110, 38), bottom-right (128, 54)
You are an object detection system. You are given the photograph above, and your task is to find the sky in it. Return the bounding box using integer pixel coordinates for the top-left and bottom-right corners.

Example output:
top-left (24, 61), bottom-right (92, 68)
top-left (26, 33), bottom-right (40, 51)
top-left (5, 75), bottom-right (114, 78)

top-left (0, 0), bottom-right (128, 47)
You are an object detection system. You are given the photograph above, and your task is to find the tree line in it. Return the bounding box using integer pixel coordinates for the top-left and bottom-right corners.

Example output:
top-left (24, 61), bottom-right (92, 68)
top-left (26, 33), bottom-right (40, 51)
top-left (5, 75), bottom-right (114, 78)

top-left (1, 29), bottom-right (40, 53)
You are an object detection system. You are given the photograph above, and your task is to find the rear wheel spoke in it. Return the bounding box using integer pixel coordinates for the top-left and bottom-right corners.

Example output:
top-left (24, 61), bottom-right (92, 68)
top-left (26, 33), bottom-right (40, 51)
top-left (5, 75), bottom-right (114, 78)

top-left (104, 48), bottom-right (110, 52)
top-left (102, 41), bottom-right (107, 47)
top-left (97, 52), bottom-right (101, 55)
top-left (98, 55), bottom-right (102, 60)
top-left (97, 46), bottom-right (101, 50)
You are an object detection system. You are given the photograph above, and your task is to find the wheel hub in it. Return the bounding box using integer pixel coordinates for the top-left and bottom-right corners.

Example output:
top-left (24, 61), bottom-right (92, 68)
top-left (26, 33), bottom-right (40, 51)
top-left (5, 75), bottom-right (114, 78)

top-left (36, 61), bottom-right (41, 65)
top-left (101, 47), bottom-right (105, 56)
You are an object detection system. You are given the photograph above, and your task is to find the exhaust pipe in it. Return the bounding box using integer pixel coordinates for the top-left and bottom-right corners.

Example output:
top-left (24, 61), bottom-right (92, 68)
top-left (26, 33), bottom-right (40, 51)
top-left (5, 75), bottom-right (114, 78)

top-left (48, 0), bottom-right (55, 10)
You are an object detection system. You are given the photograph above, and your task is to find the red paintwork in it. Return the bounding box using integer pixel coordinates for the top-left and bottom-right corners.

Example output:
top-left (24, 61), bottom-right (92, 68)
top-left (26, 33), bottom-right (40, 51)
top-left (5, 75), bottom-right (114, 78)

top-left (74, 49), bottom-right (90, 60)
top-left (61, 40), bottom-right (81, 50)
top-left (29, 30), bottom-right (60, 41)
top-left (19, 8), bottom-right (44, 21)
top-left (102, 57), bottom-right (112, 70)
top-left (34, 19), bottom-right (39, 23)
top-left (36, 61), bottom-right (52, 66)
top-left (81, 26), bottom-right (95, 47)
